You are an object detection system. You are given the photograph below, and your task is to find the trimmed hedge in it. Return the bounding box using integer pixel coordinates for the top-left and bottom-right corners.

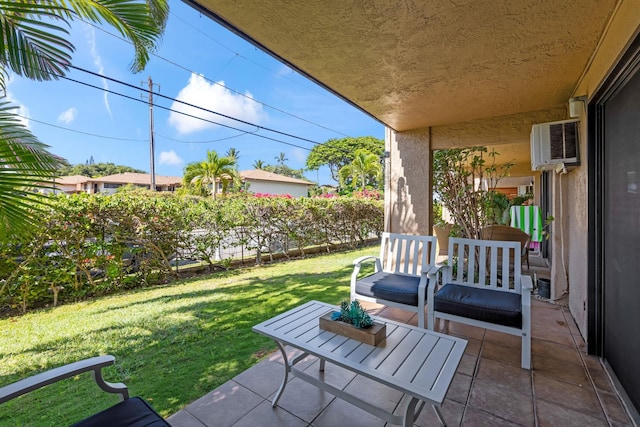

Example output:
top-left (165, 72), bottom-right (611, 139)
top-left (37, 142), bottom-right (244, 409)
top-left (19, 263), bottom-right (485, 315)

top-left (0, 192), bottom-right (383, 313)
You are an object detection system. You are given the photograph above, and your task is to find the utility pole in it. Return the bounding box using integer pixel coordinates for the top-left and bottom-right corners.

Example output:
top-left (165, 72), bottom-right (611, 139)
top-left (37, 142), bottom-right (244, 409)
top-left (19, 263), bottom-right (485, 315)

top-left (147, 77), bottom-right (158, 191)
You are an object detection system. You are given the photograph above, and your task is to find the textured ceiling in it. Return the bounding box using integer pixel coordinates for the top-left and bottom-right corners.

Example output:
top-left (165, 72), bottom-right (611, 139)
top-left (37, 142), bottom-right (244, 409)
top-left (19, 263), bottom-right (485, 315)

top-left (187, 0), bottom-right (616, 132)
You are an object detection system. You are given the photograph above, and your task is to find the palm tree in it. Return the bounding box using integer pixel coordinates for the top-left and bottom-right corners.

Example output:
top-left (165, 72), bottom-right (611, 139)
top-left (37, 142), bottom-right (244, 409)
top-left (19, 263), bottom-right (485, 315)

top-left (274, 152), bottom-right (288, 166)
top-left (253, 160), bottom-right (265, 169)
top-left (225, 147), bottom-right (240, 162)
top-left (338, 149), bottom-right (382, 191)
top-left (0, 0), bottom-right (169, 239)
top-left (183, 150), bottom-right (238, 199)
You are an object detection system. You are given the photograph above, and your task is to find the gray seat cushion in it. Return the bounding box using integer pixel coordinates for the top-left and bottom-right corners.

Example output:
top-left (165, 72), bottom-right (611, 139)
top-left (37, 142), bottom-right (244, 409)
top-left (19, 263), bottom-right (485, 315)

top-left (434, 283), bottom-right (522, 328)
top-left (355, 272), bottom-right (423, 306)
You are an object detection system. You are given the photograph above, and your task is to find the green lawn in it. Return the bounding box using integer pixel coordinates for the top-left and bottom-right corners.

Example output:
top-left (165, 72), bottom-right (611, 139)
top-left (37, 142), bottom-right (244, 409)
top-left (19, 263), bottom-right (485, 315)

top-left (0, 247), bottom-right (377, 426)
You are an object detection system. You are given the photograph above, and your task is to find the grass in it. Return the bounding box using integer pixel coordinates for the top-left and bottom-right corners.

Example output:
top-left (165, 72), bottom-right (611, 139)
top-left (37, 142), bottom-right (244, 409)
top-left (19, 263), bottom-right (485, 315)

top-left (0, 246), bottom-right (378, 426)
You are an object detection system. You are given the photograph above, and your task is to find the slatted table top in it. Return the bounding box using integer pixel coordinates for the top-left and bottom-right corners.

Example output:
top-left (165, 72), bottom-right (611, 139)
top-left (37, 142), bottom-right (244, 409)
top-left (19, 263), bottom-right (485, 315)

top-left (253, 300), bottom-right (467, 406)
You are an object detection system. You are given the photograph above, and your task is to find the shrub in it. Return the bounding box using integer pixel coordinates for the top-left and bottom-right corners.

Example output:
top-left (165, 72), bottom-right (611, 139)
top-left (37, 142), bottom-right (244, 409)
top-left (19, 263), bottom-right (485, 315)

top-left (0, 193), bottom-right (383, 313)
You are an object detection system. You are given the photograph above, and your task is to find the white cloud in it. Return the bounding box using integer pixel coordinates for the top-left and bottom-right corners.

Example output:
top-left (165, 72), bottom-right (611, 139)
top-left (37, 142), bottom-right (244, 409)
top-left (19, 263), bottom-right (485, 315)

top-left (159, 150), bottom-right (183, 166)
top-left (84, 25), bottom-right (112, 117)
top-left (58, 107), bottom-right (77, 124)
top-left (168, 73), bottom-right (265, 135)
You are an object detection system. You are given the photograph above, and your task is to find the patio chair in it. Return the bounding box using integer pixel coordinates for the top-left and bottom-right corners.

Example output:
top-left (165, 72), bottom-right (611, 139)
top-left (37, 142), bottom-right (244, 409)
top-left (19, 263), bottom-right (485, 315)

top-left (350, 232), bottom-right (437, 328)
top-left (481, 224), bottom-right (530, 270)
top-left (427, 237), bottom-right (533, 369)
top-left (0, 355), bottom-right (169, 427)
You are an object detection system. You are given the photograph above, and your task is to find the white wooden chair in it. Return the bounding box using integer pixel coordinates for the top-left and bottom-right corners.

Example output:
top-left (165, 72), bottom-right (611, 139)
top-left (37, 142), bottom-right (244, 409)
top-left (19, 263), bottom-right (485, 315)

top-left (480, 224), bottom-right (531, 270)
top-left (427, 237), bottom-right (533, 369)
top-left (350, 233), bottom-right (437, 328)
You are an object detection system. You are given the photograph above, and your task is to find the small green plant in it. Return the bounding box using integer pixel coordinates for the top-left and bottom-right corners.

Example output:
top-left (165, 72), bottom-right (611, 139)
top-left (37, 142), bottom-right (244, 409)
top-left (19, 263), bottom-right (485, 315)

top-left (542, 215), bottom-right (555, 240)
top-left (331, 300), bottom-right (374, 328)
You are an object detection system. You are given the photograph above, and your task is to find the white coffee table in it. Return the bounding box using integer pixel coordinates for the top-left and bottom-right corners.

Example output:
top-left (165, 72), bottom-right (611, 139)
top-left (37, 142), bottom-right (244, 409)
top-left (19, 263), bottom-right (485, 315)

top-left (252, 300), bottom-right (467, 426)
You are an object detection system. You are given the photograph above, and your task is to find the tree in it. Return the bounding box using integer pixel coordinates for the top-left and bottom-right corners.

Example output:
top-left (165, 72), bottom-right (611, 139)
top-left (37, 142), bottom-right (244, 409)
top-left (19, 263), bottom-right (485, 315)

top-left (262, 164), bottom-right (308, 180)
top-left (252, 160), bottom-right (265, 169)
top-left (274, 152), bottom-right (288, 166)
top-left (0, 0), bottom-right (169, 239)
top-left (225, 148), bottom-right (240, 162)
top-left (58, 162), bottom-right (146, 177)
top-left (433, 147), bottom-right (512, 239)
top-left (306, 136), bottom-right (384, 182)
top-left (338, 149), bottom-right (382, 191)
top-left (183, 150), bottom-right (239, 199)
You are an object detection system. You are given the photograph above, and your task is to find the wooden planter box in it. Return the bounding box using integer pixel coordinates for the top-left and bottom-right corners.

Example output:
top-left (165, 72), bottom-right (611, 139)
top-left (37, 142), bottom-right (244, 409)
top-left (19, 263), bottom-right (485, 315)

top-left (319, 313), bottom-right (386, 346)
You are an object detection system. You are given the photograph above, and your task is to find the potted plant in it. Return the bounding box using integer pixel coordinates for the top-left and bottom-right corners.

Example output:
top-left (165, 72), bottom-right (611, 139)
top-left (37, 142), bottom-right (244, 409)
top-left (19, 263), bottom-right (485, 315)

top-left (433, 202), bottom-right (454, 256)
top-left (319, 301), bottom-right (386, 345)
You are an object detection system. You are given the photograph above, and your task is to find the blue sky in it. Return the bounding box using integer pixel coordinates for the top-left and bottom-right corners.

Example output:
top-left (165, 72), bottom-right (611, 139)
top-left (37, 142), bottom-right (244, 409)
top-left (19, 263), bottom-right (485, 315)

top-left (7, 0), bottom-right (384, 186)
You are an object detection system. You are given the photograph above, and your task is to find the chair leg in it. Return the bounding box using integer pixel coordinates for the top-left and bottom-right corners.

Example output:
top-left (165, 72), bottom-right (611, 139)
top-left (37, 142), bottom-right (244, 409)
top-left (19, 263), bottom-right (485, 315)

top-left (427, 313), bottom-right (435, 331)
top-left (521, 331), bottom-right (531, 369)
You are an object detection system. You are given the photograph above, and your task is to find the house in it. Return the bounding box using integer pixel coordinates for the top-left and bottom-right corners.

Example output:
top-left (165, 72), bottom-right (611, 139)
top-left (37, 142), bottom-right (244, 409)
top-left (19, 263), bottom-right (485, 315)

top-left (52, 173), bottom-right (182, 194)
top-left (91, 173), bottom-right (182, 194)
top-left (239, 169), bottom-right (313, 197)
top-left (50, 175), bottom-right (93, 194)
top-left (184, 0), bottom-right (640, 420)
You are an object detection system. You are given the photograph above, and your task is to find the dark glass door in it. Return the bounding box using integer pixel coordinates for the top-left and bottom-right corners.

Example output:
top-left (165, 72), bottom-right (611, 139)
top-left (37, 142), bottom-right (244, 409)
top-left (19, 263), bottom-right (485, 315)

top-left (602, 63), bottom-right (640, 413)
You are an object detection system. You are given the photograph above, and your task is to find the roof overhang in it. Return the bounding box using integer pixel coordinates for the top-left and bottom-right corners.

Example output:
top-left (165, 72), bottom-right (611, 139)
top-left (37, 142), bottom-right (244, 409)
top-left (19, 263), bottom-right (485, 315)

top-left (184, 0), bottom-right (618, 174)
top-left (185, 0), bottom-right (616, 131)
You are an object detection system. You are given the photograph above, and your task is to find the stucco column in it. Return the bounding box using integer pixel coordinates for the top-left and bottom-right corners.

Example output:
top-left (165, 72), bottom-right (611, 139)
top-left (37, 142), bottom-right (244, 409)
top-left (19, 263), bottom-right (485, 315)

top-left (384, 127), bottom-right (433, 235)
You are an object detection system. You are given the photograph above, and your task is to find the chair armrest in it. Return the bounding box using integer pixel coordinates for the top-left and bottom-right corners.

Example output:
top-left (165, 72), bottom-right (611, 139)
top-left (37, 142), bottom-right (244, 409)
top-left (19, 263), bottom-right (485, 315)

top-left (521, 275), bottom-right (533, 307)
top-left (352, 255), bottom-right (382, 273)
top-left (0, 355), bottom-right (129, 404)
top-left (421, 263), bottom-right (435, 274)
top-left (352, 255), bottom-right (380, 266)
top-left (426, 263), bottom-right (449, 291)
top-left (426, 263), bottom-right (447, 277)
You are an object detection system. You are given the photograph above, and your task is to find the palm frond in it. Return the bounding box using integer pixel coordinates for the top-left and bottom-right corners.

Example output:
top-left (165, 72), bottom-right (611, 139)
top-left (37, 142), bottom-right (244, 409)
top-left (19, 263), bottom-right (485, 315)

top-left (0, 1), bottom-right (74, 85)
top-left (53, 0), bottom-right (169, 72)
top-left (0, 100), bottom-right (67, 239)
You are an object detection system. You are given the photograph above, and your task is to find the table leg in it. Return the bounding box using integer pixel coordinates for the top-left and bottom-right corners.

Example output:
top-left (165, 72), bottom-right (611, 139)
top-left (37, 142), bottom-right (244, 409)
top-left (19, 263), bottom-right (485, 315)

top-left (402, 397), bottom-right (419, 427)
top-left (271, 340), bottom-right (289, 408)
top-left (432, 404), bottom-right (446, 427)
top-left (319, 358), bottom-right (325, 372)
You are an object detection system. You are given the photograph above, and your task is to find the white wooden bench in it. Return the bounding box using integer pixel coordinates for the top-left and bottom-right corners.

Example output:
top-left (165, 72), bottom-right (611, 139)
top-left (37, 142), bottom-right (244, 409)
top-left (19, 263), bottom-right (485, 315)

top-left (427, 237), bottom-right (533, 369)
top-left (351, 233), bottom-right (437, 328)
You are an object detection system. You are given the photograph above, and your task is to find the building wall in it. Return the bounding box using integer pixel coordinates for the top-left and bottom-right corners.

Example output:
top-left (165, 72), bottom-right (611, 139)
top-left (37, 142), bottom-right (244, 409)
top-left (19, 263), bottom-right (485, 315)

top-left (562, 2), bottom-right (640, 337)
top-left (247, 180), bottom-right (309, 197)
top-left (386, 101), bottom-right (595, 336)
top-left (547, 117), bottom-right (589, 335)
top-left (386, 110), bottom-right (572, 235)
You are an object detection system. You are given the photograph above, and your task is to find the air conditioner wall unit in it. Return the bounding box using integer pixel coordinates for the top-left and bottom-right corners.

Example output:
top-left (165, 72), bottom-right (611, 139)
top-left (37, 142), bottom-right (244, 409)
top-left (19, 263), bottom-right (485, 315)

top-left (530, 119), bottom-right (580, 171)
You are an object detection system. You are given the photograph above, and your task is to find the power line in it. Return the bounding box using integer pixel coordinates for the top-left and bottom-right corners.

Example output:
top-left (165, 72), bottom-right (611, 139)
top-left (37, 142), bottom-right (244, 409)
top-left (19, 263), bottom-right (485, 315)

top-left (58, 73), bottom-right (314, 152)
top-left (67, 64), bottom-right (323, 147)
top-left (83, 18), bottom-right (351, 138)
top-left (19, 114), bottom-right (253, 145)
top-left (168, 11), bottom-right (325, 95)
top-left (19, 115), bottom-right (148, 142)
top-left (155, 131), bottom-right (252, 144)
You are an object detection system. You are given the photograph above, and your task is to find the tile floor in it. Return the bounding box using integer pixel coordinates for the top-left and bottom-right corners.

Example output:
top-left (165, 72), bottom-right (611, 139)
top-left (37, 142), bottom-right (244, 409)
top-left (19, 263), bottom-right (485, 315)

top-left (167, 297), bottom-right (635, 427)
